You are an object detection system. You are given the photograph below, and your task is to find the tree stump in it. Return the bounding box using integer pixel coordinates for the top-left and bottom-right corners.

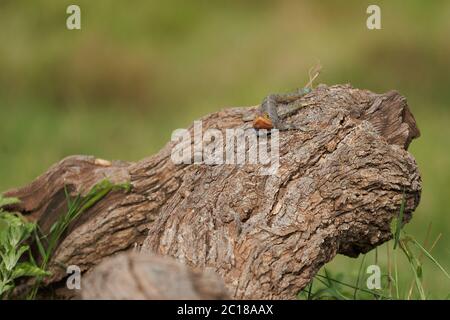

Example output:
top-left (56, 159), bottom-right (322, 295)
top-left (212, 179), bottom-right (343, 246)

top-left (4, 84), bottom-right (421, 299)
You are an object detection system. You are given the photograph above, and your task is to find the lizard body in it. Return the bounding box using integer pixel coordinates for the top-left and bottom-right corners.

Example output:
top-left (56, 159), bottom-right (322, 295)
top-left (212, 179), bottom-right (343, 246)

top-left (253, 87), bottom-right (311, 131)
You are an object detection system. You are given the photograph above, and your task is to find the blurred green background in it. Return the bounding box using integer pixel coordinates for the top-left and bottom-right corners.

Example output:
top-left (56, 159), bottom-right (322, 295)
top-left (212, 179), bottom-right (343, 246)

top-left (0, 0), bottom-right (448, 298)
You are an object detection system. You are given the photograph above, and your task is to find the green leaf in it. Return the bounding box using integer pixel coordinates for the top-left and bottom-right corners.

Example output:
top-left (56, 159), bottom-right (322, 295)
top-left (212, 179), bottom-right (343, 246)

top-left (21, 221), bottom-right (35, 241)
top-left (34, 229), bottom-right (47, 262)
top-left (11, 262), bottom-right (50, 280)
top-left (28, 248), bottom-right (37, 266)
top-left (0, 220), bottom-right (8, 245)
top-left (63, 184), bottom-right (72, 209)
top-left (0, 283), bottom-right (14, 296)
top-left (0, 212), bottom-right (23, 228)
top-left (16, 245), bottom-right (30, 260)
top-left (0, 251), bottom-right (8, 266)
top-left (49, 221), bottom-right (58, 236)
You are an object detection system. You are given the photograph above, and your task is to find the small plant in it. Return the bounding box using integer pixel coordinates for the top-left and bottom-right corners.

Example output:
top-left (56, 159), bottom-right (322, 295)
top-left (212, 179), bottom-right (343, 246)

top-left (0, 179), bottom-right (131, 300)
top-left (0, 195), bottom-right (49, 299)
top-left (28, 179), bottom-right (131, 299)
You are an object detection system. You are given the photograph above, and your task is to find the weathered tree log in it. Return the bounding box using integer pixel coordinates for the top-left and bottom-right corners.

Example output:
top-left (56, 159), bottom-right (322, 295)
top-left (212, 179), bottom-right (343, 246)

top-left (4, 84), bottom-right (421, 299)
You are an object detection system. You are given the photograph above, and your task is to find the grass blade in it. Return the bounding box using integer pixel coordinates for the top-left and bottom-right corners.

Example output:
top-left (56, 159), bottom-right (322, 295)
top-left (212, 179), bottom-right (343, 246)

top-left (411, 237), bottom-right (450, 279)
top-left (353, 254), bottom-right (366, 299)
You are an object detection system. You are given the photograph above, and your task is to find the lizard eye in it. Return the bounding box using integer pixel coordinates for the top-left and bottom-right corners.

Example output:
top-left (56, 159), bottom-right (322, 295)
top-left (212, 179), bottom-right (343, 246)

top-left (263, 112), bottom-right (270, 119)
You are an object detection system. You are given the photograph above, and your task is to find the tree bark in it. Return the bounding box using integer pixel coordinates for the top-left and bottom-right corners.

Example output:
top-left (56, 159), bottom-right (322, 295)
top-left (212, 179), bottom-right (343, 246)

top-left (4, 84), bottom-right (421, 299)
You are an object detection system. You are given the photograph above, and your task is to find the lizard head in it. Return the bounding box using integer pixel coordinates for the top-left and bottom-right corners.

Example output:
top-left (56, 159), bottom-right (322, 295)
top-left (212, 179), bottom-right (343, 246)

top-left (253, 112), bottom-right (274, 130)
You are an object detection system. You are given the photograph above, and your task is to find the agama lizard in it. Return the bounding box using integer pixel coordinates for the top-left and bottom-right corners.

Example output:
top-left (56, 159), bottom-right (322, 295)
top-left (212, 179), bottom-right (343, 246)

top-left (250, 64), bottom-right (321, 131)
top-left (252, 87), bottom-right (312, 131)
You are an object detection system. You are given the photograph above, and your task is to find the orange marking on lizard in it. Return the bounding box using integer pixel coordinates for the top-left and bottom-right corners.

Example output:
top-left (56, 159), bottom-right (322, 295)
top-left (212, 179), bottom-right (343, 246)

top-left (253, 116), bottom-right (274, 130)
